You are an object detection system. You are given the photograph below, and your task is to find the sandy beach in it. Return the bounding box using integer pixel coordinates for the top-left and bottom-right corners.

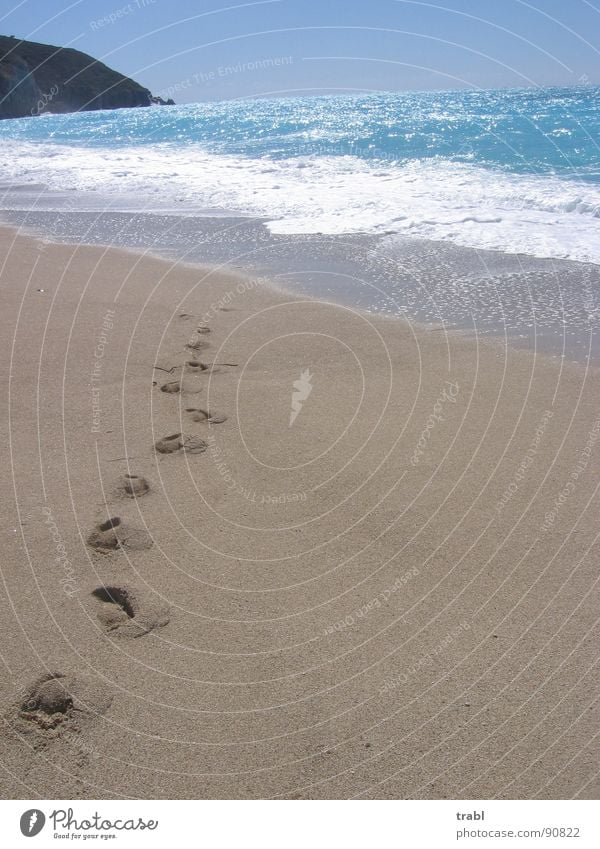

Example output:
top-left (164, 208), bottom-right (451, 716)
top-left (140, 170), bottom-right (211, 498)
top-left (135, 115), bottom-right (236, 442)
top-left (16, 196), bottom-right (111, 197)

top-left (0, 223), bottom-right (598, 800)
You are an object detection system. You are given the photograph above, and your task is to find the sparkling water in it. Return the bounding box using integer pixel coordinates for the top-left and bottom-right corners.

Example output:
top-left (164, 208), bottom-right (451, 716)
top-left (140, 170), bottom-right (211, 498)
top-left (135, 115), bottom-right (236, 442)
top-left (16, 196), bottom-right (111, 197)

top-left (1, 86), bottom-right (599, 262)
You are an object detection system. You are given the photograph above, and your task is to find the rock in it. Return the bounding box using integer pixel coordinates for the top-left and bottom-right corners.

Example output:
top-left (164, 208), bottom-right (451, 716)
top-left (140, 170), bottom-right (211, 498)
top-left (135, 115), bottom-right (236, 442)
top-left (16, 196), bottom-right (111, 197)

top-left (0, 35), bottom-right (171, 120)
top-left (150, 95), bottom-right (176, 106)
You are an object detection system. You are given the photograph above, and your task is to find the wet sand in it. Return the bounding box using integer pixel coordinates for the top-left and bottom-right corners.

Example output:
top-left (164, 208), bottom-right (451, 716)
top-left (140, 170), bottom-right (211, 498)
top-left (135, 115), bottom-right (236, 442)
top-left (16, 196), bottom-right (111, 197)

top-left (0, 225), bottom-right (598, 799)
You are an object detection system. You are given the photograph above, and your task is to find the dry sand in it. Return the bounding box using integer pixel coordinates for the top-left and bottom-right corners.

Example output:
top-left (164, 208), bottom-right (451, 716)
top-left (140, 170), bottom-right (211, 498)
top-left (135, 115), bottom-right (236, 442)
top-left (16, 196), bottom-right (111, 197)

top-left (0, 224), bottom-right (598, 799)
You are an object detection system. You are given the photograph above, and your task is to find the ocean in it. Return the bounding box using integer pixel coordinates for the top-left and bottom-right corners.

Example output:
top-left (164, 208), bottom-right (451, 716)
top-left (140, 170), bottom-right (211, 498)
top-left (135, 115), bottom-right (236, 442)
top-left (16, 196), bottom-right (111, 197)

top-left (1, 87), bottom-right (599, 359)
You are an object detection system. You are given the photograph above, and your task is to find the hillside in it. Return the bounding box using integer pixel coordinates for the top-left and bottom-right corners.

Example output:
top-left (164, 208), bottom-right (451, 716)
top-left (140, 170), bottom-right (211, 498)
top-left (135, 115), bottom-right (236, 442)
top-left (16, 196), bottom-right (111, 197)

top-left (0, 35), bottom-right (172, 119)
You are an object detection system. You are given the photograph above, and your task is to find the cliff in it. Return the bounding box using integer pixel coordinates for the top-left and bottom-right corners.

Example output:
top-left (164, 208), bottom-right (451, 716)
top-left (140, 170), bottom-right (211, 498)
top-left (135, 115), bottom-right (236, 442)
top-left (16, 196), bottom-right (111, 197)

top-left (0, 35), bottom-right (173, 119)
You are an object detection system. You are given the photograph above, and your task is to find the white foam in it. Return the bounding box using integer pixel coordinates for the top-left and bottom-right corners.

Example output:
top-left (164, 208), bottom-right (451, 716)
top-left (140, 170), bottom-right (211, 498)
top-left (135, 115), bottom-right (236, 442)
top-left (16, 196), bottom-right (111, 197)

top-left (2, 139), bottom-right (599, 263)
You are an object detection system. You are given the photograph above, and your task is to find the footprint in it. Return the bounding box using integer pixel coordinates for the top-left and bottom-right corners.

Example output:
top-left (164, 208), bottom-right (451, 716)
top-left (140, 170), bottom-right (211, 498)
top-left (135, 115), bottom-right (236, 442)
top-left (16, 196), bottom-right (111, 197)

top-left (87, 517), bottom-right (153, 552)
top-left (160, 378), bottom-right (202, 395)
top-left (155, 433), bottom-right (183, 453)
top-left (92, 584), bottom-right (169, 638)
top-left (118, 474), bottom-right (150, 498)
top-left (185, 360), bottom-right (237, 376)
top-left (11, 672), bottom-right (112, 736)
top-left (181, 434), bottom-right (208, 454)
top-left (196, 325), bottom-right (211, 335)
top-left (25, 675), bottom-right (72, 724)
top-left (154, 433), bottom-right (208, 455)
top-left (186, 336), bottom-right (210, 352)
top-left (185, 407), bottom-right (227, 424)
top-left (187, 360), bottom-right (218, 375)
top-left (184, 360), bottom-right (209, 373)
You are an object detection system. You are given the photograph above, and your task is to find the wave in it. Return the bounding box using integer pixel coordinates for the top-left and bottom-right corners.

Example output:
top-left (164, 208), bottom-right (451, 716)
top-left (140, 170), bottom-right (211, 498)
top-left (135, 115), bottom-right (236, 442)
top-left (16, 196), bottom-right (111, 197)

top-left (2, 138), bottom-right (600, 263)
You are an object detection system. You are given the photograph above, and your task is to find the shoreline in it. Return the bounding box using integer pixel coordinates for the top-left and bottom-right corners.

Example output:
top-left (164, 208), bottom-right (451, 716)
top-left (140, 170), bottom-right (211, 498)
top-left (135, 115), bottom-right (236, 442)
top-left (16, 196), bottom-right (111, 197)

top-left (3, 203), bottom-right (600, 366)
top-left (1, 223), bottom-right (599, 799)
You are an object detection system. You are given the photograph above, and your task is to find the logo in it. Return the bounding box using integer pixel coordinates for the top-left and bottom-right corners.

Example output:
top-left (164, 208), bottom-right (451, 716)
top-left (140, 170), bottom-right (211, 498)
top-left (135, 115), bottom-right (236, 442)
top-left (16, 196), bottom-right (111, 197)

top-left (289, 369), bottom-right (313, 426)
top-left (20, 810), bottom-right (45, 837)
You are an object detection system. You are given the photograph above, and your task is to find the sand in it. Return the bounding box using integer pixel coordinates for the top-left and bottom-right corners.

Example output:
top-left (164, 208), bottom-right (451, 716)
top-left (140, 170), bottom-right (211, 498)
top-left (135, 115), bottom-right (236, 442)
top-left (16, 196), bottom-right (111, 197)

top-left (0, 224), bottom-right (598, 799)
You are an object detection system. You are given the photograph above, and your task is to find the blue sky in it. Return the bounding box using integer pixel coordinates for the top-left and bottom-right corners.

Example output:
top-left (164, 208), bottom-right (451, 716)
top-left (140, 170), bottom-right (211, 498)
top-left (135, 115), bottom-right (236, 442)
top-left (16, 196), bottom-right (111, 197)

top-left (2, 1), bottom-right (599, 100)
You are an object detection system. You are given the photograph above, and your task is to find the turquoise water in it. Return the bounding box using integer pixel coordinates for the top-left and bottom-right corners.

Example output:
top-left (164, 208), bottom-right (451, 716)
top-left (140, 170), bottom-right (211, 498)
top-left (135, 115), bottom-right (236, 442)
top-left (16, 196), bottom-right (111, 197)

top-left (1, 87), bottom-right (599, 261)
top-left (2, 87), bottom-right (599, 175)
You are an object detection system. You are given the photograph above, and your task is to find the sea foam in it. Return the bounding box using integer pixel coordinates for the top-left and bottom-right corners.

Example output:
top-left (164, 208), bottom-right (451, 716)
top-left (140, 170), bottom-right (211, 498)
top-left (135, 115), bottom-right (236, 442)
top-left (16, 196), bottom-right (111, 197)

top-left (1, 88), bottom-right (599, 263)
